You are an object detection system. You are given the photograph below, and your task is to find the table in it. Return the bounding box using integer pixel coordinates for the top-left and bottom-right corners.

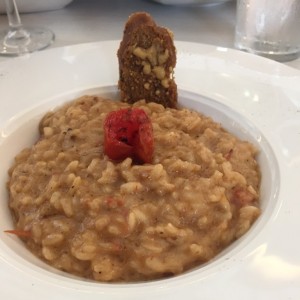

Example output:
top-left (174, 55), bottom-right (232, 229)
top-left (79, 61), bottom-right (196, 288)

top-left (0, 0), bottom-right (300, 69)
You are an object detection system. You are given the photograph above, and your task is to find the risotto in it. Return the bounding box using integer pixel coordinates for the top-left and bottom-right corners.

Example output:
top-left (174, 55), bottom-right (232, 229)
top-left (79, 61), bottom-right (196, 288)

top-left (7, 96), bottom-right (260, 282)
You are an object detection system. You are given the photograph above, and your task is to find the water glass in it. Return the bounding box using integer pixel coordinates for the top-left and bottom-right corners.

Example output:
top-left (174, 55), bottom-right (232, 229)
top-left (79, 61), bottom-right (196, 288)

top-left (234, 0), bottom-right (300, 62)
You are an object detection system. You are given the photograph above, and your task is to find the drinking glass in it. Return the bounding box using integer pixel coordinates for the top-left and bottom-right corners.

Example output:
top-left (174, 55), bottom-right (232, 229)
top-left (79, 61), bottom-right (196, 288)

top-left (0, 0), bottom-right (54, 56)
top-left (234, 0), bottom-right (300, 62)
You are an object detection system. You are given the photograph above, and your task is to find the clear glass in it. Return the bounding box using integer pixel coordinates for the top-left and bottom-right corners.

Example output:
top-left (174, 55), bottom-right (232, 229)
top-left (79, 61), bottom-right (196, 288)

top-left (0, 0), bottom-right (54, 56)
top-left (234, 0), bottom-right (300, 62)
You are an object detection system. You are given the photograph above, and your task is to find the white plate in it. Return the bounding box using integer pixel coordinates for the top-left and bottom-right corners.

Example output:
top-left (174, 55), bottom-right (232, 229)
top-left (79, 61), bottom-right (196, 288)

top-left (0, 0), bottom-right (73, 13)
top-left (0, 41), bottom-right (299, 299)
top-left (151, 0), bottom-right (230, 6)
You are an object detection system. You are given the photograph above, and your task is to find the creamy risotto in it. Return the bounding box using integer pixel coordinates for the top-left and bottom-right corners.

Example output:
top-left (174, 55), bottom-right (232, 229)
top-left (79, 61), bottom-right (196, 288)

top-left (7, 96), bottom-right (260, 282)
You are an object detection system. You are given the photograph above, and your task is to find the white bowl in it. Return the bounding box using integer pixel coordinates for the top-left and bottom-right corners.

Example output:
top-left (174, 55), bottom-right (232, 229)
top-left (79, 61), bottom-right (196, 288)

top-left (0, 85), bottom-right (279, 286)
top-left (1, 40), bottom-right (299, 299)
top-left (151, 0), bottom-right (231, 5)
top-left (0, 0), bottom-right (73, 13)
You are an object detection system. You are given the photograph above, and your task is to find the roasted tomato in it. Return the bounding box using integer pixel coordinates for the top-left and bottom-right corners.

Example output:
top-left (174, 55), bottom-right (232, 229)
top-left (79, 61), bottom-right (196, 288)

top-left (104, 108), bottom-right (154, 163)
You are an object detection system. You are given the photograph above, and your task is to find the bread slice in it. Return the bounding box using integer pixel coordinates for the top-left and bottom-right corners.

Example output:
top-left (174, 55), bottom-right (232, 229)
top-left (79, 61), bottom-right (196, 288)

top-left (117, 12), bottom-right (177, 108)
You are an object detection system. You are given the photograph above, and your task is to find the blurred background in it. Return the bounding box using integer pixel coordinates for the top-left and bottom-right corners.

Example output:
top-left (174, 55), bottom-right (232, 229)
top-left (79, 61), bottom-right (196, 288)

top-left (0, 0), bottom-right (236, 49)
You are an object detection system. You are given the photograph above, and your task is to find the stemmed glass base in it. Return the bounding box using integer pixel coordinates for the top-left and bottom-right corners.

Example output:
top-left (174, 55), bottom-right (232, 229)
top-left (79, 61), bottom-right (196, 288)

top-left (0, 26), bottom-right (54, 56)
top-left (0, 0), bottom-right (55, 56)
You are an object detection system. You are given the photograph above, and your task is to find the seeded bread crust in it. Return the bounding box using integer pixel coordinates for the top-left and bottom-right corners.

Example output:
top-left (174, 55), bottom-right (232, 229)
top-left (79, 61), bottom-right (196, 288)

top-left (117, 12), bottom-right (177, 108)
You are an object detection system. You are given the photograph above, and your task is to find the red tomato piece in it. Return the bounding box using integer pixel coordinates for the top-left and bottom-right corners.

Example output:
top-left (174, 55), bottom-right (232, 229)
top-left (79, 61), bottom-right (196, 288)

top-left (104, 108), bottom-right (154, 163)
